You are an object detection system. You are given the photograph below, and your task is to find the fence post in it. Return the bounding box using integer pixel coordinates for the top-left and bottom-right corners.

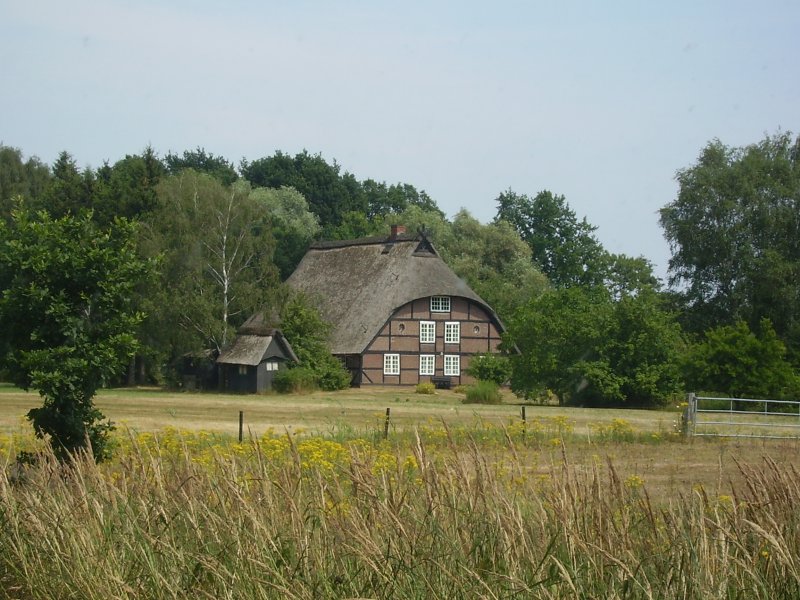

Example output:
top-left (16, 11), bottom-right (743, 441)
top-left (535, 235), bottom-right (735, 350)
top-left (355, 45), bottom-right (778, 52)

top-left (239, 410), bottom-right (244, 443)
top-left (521, 405), bottom-right (526, 440)
top-left (383, 407), bottom-right (391, 440)
top-left (682, 393), bottom-right (695, 437)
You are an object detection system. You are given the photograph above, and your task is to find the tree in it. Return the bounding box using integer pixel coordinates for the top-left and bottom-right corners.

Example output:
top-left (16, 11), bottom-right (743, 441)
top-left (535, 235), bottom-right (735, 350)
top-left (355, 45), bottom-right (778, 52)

top-left (142, 172), bottom-right (279, 357)
top-left (660, 132), bottom-right (800, 358)
top-left (363, 179), bottom-right (443, 219)
top-left (248, 185), bottom-right (320, 279)
top-left (0, 209), bottom-right (150, 461)
top-left (683, 319), bottom-right (799, 400)
top-left (0, 145), bottom-right (50, 221)
top-left (242, 150), bottom-right (367, 230)
top-left (93, 147), bottom-right (166, 224)
top-left (505, 286), bottom-right (683, 407)
top-left (277, 293), bottom-right (350, 391)
top-left (495, 189), bottom-right (609, 287)
top-left (165, 147), bottom-right (238, 186)
top-left (438, 210), bottom-right (548, 321)
top-left (37, 151), bottom-right (96, 218)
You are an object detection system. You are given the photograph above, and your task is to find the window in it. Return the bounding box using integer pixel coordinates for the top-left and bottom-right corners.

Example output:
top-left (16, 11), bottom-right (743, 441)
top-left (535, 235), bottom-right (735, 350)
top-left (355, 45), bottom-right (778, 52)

top-left (430, 296), bottom-right (450, 312)
top-left (238, 365), bottom-right (248, 375)
top-left (445, 322), bottom-right (460, 344)
top-left (265, 361), bottom-right (279, 371)
top-left (444, 355), bottom-right (460, 376)
top-left (419, 354), bottom-right (435, 376)
top-left (420, 321), bottom-right (435, 344)
top-left (384, 353), bottom-right (400, 375)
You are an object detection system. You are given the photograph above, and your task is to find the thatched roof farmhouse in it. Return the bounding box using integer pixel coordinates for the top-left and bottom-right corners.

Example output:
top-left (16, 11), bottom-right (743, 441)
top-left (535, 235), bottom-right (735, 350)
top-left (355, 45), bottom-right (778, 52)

top-left (286, 225), bottom-right (505, 386)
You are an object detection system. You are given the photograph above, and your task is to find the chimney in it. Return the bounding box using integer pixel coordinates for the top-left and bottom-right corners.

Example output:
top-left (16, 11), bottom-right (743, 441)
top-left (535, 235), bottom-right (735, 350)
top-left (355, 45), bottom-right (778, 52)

top-left (390, 224), bottom-right (406, 239)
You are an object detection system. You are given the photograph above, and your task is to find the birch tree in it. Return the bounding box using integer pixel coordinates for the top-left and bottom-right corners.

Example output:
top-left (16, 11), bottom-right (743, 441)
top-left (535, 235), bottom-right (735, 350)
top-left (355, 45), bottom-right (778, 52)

top-left (142, 171), bottom-right (278, 356)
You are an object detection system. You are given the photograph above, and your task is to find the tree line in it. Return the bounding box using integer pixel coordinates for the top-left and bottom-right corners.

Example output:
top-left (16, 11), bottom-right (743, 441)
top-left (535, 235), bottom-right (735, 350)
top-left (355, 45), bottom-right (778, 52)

top-left (2, 134), bottom-right (799, 459)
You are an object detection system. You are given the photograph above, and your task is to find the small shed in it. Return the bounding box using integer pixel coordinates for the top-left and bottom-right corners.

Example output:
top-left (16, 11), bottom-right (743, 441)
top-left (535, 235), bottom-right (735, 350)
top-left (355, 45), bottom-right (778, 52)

top-left (216, 324), bottom-right (298, 393)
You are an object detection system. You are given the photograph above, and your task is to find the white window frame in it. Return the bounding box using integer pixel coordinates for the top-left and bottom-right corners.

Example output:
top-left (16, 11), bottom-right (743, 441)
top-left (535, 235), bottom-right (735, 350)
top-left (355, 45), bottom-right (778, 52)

top-left (419, 321), bottom-right (436, 344)
top-left (265, 361), bottom-right (279, 371)
top-left (419, 354), bottom-right (435, 376)
top-left (430, 296), bottom-right (451, 312)
top-left (384, 353), bottom-right (400, 375)
top-left (444, 355), bottom-right (460, 376)
top-left (444, 321), bottom-right (460, 344)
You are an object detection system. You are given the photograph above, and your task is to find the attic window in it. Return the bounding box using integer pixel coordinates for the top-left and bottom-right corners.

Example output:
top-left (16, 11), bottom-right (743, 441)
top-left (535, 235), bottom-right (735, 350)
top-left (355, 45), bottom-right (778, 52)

top-left (430, 296), bottom-right (450, 312)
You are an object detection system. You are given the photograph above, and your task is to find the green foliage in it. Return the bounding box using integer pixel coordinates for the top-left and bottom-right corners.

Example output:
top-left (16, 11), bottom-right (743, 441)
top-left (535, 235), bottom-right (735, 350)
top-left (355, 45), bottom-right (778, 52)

top-left (463, 380), bottom-right (503, 404)
top-left (362, 179), bottom-right (443, 219)
top-left (438, 211), bottom-right (548, 321)
top-left (164, 147), bottom-right (238, 185)
top-left (660, 132), bottom-right (800, 358)
top-left (0, 145), bottom-right (50, 221)
top-left (683, 319), bottom-right (800, 400)
top-left (0, 210), bottom-right (151, 461)
top-left (415, 382), bottom-right (436, 395)
top-left (37, 151), bottom-right (96, 218)
top-left (506, 287), bottom-right (684, 407)
top-left (279, 294), bottom-right (350, 391)
top-left (465, 353), bottom-right (511, 386)
top-left (249, 185), bottom-right (320, 279)
top-left (92, 147), bottom-right (165, 223)
top-left (141, 172), bottom-right (279, 356)
top-left (242, 150), bottom-right (367, 230)
top-left (242, 150), bottom-right (442, 233)
top-left (272, 367), bottom-right (318, 393)
top-left (495, 189), bottom-right (609, 288)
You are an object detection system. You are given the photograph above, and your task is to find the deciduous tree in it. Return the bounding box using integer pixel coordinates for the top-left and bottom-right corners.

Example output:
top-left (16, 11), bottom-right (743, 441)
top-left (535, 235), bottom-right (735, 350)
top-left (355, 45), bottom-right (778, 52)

top-left (142, 172), bottom-right (279, 356)
top-left (495, 189), bottom-right (608, 287)
top-left (660, 132), bottom-right (800, 358)
top-left (0, 210), bottom-right (150, 461)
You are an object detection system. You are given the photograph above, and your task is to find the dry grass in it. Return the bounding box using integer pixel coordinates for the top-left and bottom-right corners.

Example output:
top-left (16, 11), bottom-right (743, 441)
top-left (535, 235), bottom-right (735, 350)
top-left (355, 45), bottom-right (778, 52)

top-left (0, 383), bottom-right (676, 437)
top-left (1, 426), bottom-right (799, 599)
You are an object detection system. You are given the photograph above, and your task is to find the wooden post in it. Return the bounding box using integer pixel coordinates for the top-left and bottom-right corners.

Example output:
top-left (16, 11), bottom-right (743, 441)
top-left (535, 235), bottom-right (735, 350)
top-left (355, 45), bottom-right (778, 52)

top-left (682, 393), bottom-right (695, 437)
top-left (239, 410), bottom-right (244, 443)
top-left (383, 407), bottom-right (391, 440)
top-left (521, 405), bottom-right (527, 440)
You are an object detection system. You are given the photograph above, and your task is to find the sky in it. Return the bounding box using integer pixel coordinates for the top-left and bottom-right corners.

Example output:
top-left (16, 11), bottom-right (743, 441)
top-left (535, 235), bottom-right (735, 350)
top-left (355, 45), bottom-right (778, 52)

top-left (2, 0), bottom-right (798, 280)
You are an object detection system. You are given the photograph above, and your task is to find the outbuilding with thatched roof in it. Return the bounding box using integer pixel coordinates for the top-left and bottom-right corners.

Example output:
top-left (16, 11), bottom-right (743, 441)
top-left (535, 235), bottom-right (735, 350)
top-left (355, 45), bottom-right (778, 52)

top-left (286, 225), bottom-right (505, 387)
top-left (216, 319), bottom-right (298, 393)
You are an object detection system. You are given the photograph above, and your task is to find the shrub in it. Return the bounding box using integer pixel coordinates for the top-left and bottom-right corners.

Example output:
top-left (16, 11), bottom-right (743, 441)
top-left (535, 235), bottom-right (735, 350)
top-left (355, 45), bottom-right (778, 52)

top-left (453, 384), bottom-right (468, 394)
top-left (466, 353), bottom-right (511, 386)
top-left (273, 367), bottom-right (318, 393)
top-left (416, 382), bottom-right (435, 395)
top-left (279, 294), bottom-right (351, 391)
top-left (316, 356), bottom-right (351, 391)
top-left (463, 380), bottom-right (502, 405)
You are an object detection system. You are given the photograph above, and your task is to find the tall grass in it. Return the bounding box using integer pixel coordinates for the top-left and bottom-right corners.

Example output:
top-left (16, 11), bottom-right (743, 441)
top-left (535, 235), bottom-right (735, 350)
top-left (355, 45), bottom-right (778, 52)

top-left (1, 431), bottom-right (799, 599)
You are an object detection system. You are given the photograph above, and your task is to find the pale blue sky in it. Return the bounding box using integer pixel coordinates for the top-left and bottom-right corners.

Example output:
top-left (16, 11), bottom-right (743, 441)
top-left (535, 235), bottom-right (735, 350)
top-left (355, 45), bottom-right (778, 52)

top-left (2, 1), bottom-right (798, 279)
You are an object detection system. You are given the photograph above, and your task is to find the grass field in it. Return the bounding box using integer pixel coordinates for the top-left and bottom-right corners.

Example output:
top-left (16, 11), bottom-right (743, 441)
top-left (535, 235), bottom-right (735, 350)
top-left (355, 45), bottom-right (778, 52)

top-left (0, 383), bottom-right (677, 436)
top-left (3, 384), bottom-right (800, 597)
top-left (3, 382), bottom-right (799, 500)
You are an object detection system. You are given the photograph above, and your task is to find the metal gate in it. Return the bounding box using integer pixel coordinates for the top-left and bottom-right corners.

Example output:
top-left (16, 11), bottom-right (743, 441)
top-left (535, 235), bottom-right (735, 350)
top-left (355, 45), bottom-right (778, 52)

top-left (684, 393), bottom-right (800, 439)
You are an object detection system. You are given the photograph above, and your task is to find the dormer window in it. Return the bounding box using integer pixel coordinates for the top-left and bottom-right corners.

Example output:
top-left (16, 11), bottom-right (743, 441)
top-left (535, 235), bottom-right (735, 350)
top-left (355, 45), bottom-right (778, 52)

top-left (430, 296), bottom-right (450, 312)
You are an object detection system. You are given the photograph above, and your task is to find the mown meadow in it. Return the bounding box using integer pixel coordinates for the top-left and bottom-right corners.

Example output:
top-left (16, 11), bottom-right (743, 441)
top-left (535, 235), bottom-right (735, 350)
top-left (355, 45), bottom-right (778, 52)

top-left (2, 387), bottom-right (800, 599)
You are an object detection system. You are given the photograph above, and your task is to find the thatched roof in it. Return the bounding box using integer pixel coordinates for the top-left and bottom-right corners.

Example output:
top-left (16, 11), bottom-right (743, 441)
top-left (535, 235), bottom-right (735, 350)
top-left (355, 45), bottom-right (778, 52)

top-left (216, 330), bottom-right (298, 366)
top-left (286, 232), bottom-right (501, 355)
